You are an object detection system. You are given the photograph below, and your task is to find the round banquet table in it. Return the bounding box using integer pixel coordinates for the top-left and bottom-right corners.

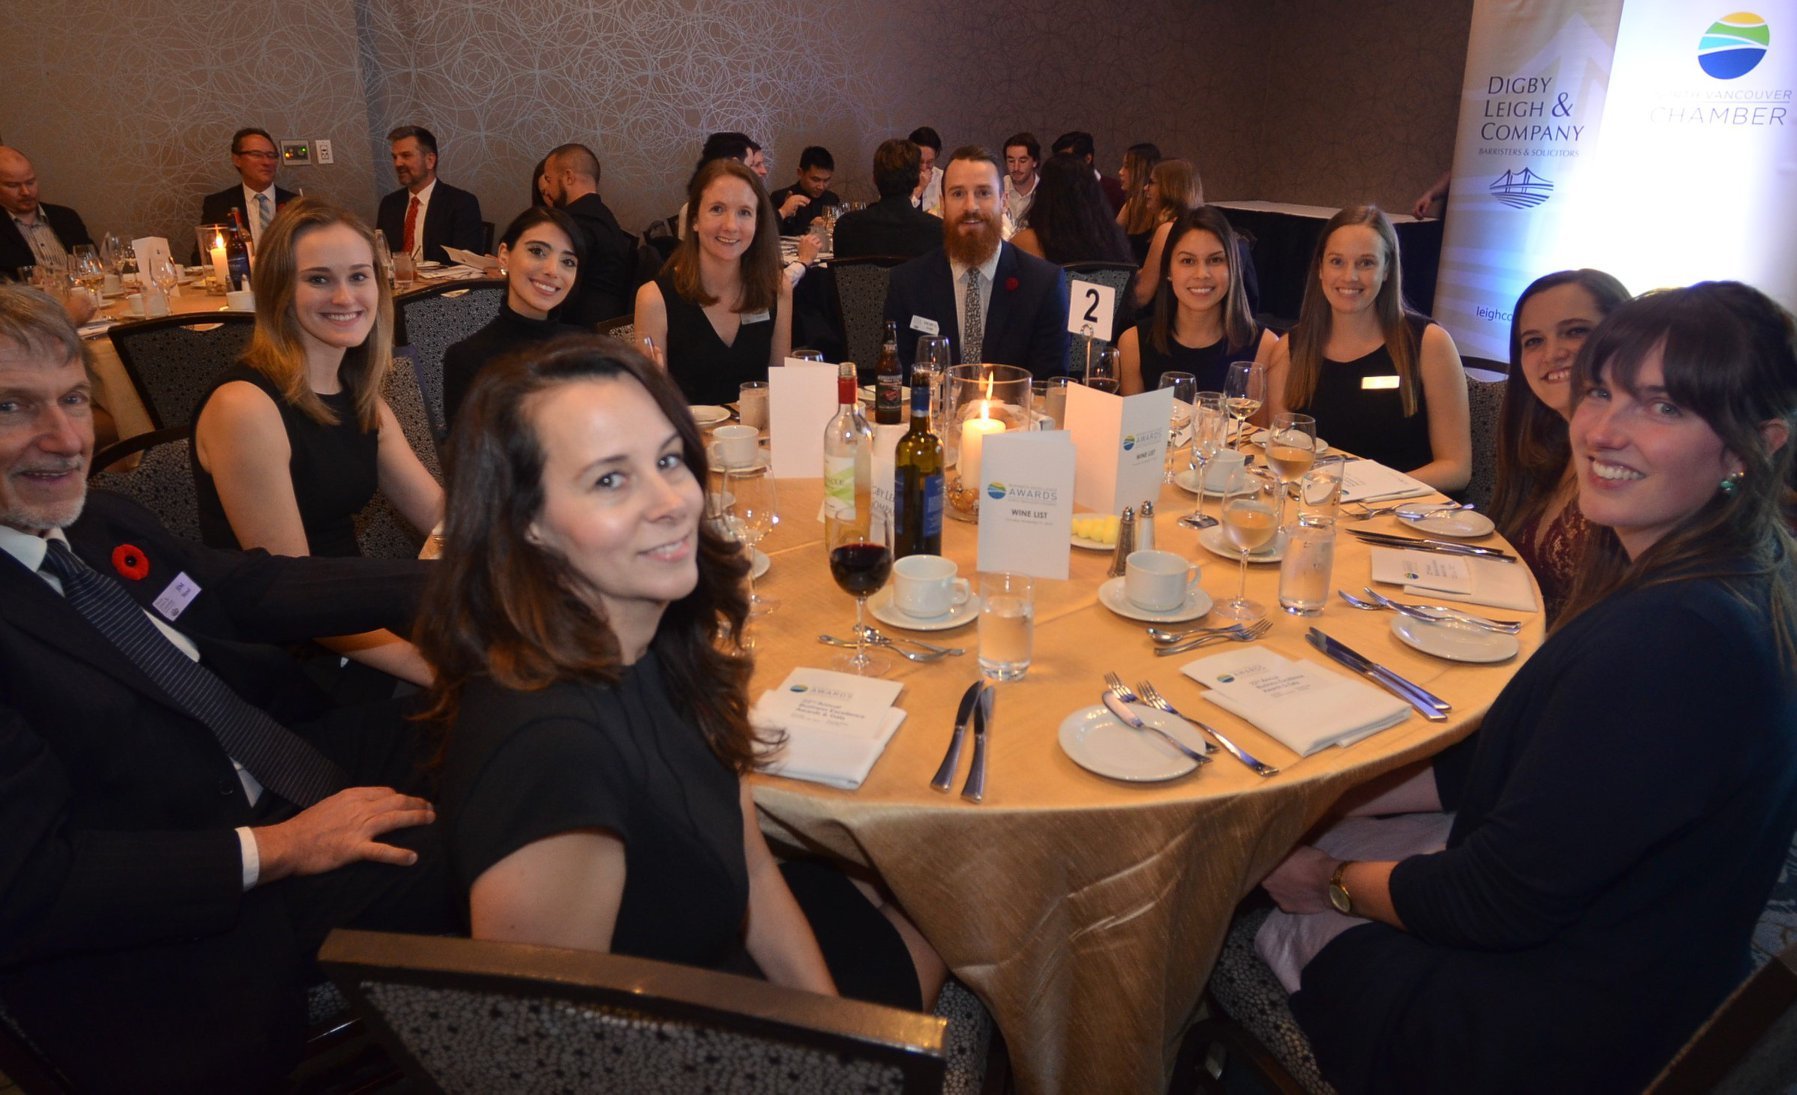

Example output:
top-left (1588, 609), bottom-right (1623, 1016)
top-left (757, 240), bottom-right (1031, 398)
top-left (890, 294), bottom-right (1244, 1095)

top-left (81, 283), bottom-right (241, 440)
top-left (742, 474), bottom-right (1543, 1095)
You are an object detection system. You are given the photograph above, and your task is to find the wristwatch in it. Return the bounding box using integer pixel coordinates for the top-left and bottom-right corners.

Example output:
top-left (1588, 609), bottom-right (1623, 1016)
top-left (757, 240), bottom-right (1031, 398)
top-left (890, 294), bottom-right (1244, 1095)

top-left (1328, 860), bottom-right (1355, 915)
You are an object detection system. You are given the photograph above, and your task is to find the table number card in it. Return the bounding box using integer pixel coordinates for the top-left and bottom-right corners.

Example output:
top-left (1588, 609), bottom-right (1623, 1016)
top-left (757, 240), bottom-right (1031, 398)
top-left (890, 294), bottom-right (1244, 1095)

top-left (768, 359), bottom-right (841, 479)
top-left (1067, 279), bottom-right (1117, 339)
top-left (976, 431), bottom-right (1075, 580)
top-left (1065, 383), bottom-right (1172, 514)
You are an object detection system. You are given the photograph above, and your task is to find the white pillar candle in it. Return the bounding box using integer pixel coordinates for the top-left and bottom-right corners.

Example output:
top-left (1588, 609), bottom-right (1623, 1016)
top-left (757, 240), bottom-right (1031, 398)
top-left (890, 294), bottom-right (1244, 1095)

top-left (959, 406), bottom-right (1006, 489)
top-left (209, 233), bottom-right (230, 292)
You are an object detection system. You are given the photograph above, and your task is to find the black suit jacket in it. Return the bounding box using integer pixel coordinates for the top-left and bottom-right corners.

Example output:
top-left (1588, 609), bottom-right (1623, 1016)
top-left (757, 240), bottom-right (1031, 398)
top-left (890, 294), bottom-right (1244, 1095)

top-left (0, 203), bottom-right (92, 279)
top-left (376, 179), bottom-right (485, 264)
top-left (832, 196), bottom-right (941, 261)
top-left (194, 184), bottom-right (298, 261)
top-left (0, 491), bottom-right (435, 1090)
top-left (560, 192), bottom-right (638, 327)
top-left (882, 242), bottom-right (1070, 378)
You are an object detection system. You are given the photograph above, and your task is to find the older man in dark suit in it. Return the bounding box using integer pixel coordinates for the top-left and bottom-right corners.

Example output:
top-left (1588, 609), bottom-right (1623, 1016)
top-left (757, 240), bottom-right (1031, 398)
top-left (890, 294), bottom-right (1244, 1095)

top-left (375, 125), bottom-right (485, 265)
top-left (197, 128), bottom-right (299, 255)
top-left (0, 147), bottom-right (93, 279)
top-left (0, 284), bottom-right (454, 1091)
top-left (833, 138), bottom-right (943, 262)
top-left (883, 147), bottom-right (1069, 378)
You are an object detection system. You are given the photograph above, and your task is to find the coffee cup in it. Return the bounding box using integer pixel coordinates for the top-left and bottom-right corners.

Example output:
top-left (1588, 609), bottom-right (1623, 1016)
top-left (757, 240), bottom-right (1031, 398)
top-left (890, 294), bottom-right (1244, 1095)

top-left (1125, 550), bottom-right (1202, 611)
top-left (711, 424), bottom-right (761, 469)
top-left (125, 293), bottom-right (145, 317)
top-left (1204, 448), bottom-right (1247, 492)
top-left (891, 555), bottom-right (971, 618)
top-left (225, 289), bottom-right (256, 311)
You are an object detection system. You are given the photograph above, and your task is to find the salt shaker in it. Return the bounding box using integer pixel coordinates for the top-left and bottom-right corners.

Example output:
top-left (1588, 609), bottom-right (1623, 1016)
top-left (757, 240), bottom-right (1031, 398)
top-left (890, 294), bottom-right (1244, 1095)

top-left (1109, 506), bottom-right (1137, 578)
top-left (1137, 500), bottom-right (1156, 553)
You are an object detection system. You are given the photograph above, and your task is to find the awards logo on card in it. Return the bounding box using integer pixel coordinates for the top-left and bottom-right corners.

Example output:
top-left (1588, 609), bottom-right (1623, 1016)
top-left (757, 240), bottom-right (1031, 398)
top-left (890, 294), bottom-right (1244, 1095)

top-left (976, 432), bottom-right (1076, 580)
top-left (1065, 383), bottom-right (1172, 514)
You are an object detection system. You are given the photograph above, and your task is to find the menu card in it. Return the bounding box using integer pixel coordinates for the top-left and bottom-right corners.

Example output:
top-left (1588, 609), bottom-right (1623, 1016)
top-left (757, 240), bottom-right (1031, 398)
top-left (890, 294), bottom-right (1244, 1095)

top-left (870, 423), bottom-right (906, 537)
top-left (754, 668), bottom-right (907, 789)
top-left (976, 431), bottom-right (1075, 580)
top-left (1339, 459), bottom-right (1432, 503)
top-left (1065, 383), bottom-right (1172, 514)
top-left (1369, 547), bottom-right (1538, 612)
top-left (1180, 647), bottom-right (1410, 756)
top-left (768, 360), bottom-right (840, 478)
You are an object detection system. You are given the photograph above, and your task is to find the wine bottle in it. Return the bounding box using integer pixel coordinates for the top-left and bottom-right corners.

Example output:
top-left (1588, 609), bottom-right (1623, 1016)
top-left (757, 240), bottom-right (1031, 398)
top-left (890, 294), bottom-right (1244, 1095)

top-left (225, 208), bottom-right (254, 292)
top-left (892, 380), bottom-right (943, 558)
top-left (823, 361), bottom-right (873, 546)
top-left (874, 320), bottom-right (903, 425)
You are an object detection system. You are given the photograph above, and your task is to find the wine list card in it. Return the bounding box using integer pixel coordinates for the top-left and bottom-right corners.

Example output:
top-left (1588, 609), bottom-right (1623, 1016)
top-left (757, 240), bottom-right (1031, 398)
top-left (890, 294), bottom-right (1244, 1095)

top-left (1065, 383), bottom-right (1172, 514)
top-left (768, 360), bottom-right (841, 479)
top-left (976, 430), bottom-right (1076, 580)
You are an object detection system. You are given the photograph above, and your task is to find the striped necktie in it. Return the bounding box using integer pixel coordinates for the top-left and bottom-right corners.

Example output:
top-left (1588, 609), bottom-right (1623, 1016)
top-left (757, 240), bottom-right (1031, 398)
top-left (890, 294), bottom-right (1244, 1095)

top-left (255, 192), bottom-right (273, 237)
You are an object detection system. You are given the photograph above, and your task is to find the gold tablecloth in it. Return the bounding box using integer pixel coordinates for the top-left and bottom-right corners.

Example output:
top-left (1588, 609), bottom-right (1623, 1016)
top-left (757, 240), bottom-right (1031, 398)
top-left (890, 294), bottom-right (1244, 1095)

top-left (82, 286), bottom-right (232, 441)
top-left (745, 477), bottom-right (1542, 1095)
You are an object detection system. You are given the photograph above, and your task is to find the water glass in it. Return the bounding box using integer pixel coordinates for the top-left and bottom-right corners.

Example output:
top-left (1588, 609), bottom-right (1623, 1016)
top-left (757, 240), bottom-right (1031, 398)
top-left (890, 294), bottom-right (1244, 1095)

top-left (1278, 517), bottom-right (1336, 616)
top-left (1180, 392), bottom-right (1228, 529)
top-left (1158, 371), bottom-right (1197, 480)
top-left (1293, 455), bottom-right (1346, 527)
top-left (738, 380), bottom-right (769, 431)
top-left (978, 572), bottom-right (1034, 681)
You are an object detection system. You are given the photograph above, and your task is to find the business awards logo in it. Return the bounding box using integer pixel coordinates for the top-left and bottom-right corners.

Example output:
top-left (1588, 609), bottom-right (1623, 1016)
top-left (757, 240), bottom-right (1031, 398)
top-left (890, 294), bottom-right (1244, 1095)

top-left (1489, 167), bottom-right (1554, 209)
top-left (1122, 433), bottom-right (1137, 452)
top-left (986, 481), bottom-right (1008, 500)
top-left (1699, 12), bottom-right (1771, 80)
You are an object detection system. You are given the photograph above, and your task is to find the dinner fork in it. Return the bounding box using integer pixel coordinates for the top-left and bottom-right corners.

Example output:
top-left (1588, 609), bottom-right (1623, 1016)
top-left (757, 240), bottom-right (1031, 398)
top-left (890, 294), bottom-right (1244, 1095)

top-left (817, 634), bottom-right (948, 663)
top-left (1154, 618), bottom-right (1270, 656)
top-left (1145, 622), bottom-right (1258, 645)
top-left (857, 625), bottom-right (964, 656)
top-left (1101, 674), bottom-right (1210, 765)
top-left (1136, 680), bottom-right (1279, 777)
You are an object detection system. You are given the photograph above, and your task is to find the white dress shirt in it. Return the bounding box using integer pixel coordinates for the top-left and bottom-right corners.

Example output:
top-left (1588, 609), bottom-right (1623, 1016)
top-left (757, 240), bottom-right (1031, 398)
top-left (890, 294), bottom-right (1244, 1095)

top-left (947, 246), bottom-right (1004, 353)
top-left (10, 208), bottom-right (69, 267)
top-left (241, 184), bottom-right (280, 248)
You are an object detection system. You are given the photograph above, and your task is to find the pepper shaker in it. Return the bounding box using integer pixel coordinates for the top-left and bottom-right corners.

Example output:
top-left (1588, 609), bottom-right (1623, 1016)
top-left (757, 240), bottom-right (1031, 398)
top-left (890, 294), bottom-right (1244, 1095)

top-left (1109, 506), bottom-right (1137, 578)
top-left (1138, 500), bottom-right (1156, 553)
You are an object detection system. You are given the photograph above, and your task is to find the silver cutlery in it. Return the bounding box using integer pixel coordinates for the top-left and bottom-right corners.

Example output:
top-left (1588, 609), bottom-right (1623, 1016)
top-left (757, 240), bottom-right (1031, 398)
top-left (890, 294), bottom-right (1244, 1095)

top-left (1343, 587), bottom-right (1523, 633)
top-left (817, 634), bottom-right (948, 663)
top-left (961, 683), bottom-right (995, 803)
top-left (857, 624), bottom-right (964, 656)
top-left (932, 681), bottom-right (986, 792)
top-left (1101, 674), bottom-right (1210, 766)
top-left (1154, 618), bottom-right (1271, 656)
top-left (1348, 500), bottom-right (1471, 521)
top-left (1304, 628), bottom-right (1450, 721)
top-left (1348, 529), bottom-right (1518, 562)
top-left (1136, 679), bottom-right (1279, 777)
top-left (1146, 622), bottom-right (1259, 645)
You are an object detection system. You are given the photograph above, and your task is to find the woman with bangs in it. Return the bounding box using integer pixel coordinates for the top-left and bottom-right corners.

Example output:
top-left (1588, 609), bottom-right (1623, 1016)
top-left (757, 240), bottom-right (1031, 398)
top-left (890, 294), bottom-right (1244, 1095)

top-left (1266, 205), bottom-right (1471, 491)
top-left (1256, 281), bottom-right (1797, 1093)
top-left (633, 158), bottom-right (812, 405)
top-left (192, 197), bottom-right (441, 685)
top-left (1119, 205), bottom-right (1274, 394)
top-left (420, 339), bottom-right (942, 1011)
top-left (1489, 268), bottom-right (1632, 619)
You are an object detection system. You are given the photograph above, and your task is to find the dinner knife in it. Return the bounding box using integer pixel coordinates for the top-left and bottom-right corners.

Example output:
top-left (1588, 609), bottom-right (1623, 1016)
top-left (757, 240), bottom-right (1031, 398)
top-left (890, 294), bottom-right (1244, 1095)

top-left (1101, 691), bottom-right (1209, 767)
top-left (931, 681), bottom-right (986, 792)
top-left (1305, 628), bottom-right (1451, 722)
top-left (1348, 529), bottom-right (1517, 562)
top-left (961, 684), bottom-right (995, 803)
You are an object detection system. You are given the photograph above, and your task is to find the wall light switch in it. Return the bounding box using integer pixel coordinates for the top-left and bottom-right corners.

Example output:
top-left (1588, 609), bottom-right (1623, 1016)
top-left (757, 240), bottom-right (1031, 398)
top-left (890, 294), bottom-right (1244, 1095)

top-left (279, 140), bottom-right (312, 166)
top-left (315, 140), bottom-right (334, 165)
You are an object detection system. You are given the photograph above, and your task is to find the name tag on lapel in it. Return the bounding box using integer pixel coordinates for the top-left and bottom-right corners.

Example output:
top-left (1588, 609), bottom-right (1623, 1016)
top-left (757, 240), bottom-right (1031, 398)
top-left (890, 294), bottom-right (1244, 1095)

top-left (741, 310), bottom-right (771, 324)
top-left (1361, 375), bottom-right (1400, 391)
top-left (152, 572), bottom-right (202, 621)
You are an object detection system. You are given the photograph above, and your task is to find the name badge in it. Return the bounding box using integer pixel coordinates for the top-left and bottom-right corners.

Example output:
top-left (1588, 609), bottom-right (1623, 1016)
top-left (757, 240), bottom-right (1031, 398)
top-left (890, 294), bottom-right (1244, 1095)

top-left (909, 315), bottom-right (941, 336)
top-left (741, 310), bottom-right (771, 324)
top-left (1361, 375), bottom-right (1401, 391)
top-left (152, 571), bottom-right (202, 621)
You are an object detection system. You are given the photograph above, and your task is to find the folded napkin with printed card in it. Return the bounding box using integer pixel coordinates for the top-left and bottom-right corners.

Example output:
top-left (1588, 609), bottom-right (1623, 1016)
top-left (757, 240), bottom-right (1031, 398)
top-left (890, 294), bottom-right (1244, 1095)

top-left (1180, 648), bottom-right (1410, 756)
top-left (1368, 547), bottom-right (1538, 612)
top-left (754, 668), bottom-right (906, 789)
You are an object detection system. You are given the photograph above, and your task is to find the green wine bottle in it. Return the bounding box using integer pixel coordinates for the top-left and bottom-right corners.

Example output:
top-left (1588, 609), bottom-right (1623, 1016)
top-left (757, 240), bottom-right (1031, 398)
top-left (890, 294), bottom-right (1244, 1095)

top-left (892, 380), bottom-right (944, 557)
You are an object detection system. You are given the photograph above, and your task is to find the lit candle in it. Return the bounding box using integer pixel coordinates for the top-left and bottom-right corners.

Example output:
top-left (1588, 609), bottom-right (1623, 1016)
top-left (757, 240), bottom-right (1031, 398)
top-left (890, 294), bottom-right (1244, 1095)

top-left (209, 231), bottom-right (229, 292)
top-left (959, 379), bottom-right (1007, 489)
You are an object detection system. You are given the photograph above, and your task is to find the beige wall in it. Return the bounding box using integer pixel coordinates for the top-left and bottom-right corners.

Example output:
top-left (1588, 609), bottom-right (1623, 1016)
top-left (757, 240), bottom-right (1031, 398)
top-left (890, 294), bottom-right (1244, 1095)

top-left (1, 0), bottom-right (1471, 252)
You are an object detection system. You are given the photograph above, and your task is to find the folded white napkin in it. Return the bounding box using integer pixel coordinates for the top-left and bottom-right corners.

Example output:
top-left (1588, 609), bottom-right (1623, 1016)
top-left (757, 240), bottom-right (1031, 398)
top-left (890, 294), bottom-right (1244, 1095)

top-left (752, 668), bottom-right (906, 790)
top-left (1339, 459), bottom-right (1432, 503)
top-left (1180, 648), bottom-right (1410, 756)
top-left (1369, 547), bottom-right (1538, 612)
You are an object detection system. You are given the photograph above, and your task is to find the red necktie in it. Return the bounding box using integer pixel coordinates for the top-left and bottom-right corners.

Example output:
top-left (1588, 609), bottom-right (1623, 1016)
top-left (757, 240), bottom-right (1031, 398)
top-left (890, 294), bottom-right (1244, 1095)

top-left (403, 196), bottom-right (420, 255)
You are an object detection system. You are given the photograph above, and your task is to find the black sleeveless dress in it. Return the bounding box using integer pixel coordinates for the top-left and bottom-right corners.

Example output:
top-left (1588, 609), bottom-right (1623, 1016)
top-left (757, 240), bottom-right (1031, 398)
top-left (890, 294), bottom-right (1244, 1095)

top-left (192, 365), bottom-right (378, 558)
top-left (658, 271), bottom-right (776, 405)
top-left (1132, 324), bottom-right (1265, 392)
top-left (1296, 314), bottom-right (1436, 474)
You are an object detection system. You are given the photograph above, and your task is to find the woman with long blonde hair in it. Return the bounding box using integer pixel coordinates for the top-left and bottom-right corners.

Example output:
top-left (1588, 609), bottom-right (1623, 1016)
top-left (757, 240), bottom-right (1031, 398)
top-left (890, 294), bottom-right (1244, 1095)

top-left (1131, 158), bottom-right (1202, 309)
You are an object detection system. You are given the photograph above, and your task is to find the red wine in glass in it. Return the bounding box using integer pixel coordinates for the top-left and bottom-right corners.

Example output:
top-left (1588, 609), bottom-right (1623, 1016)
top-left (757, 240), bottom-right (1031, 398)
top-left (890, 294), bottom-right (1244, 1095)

top-left (829, 542), bottom-right (893, 597)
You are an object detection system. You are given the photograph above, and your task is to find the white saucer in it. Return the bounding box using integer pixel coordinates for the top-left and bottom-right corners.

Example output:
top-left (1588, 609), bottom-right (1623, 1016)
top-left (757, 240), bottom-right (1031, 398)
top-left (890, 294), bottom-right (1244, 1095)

top-left (750, 548), bottom-right (770, 581)
top-left (1058, 703), bottom-right (1208, 782)
top-left (1390, 614), bottom-right (1518, 663)
top-left (689, 405), bottom-right (731, 428)
top-left (1071, 512), bottom-right (1117, 552)
top-left (1395, 507), bottom-right (1497, 538)
top-left (1249, 429), bottom-right (1330, 453)
top-left (1198, 525), bottom-right (1286, 563)
top-left (1097, 576), bottom-right (1213, 623)
top-left (709, 444), bottom-right (770, 473)
top-left (868, 588), bottom-right (980, 631)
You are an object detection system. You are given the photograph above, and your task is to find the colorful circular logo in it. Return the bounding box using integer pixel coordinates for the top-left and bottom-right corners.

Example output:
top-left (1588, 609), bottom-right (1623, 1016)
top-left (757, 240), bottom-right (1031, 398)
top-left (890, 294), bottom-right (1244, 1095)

top-left (1699, 12), bottom-right (1770, 79)
top-left (1122, 434), bottom-right (1137, 451)
top-left (986, 481), bottom-right (1007, 500)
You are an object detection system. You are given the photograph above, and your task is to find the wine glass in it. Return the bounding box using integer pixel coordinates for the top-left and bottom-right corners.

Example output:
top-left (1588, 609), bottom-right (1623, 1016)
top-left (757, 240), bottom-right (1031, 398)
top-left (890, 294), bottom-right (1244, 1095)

top-left (1157, 370), bottom-right (1197, 482)
top-left (71, 247), bottom-right (105, 304)
top-left (721, 466), bottom-right (778, 616)
top-left (1262, 412), bottom-right (1317, 525)
top-left (915, 335), bottom-right (951, 422)
top-left (1218, 464), bottom-right (1278, 622)
top-left (1223, 360), bottom-right (1266, 451)
top-left (827, 515), bottom-right (894, 676)
top-left (1180, 392), bottom-right (1227, 529)
top-left (1085, 344), bottom-right (1121, 394)
top-left (150, 255), bottom-right (181, 302)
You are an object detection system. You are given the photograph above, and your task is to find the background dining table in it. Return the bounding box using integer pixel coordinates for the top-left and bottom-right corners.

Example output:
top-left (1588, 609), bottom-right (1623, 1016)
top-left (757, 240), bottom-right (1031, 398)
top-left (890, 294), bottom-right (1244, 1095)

top-left (740, 473), bottom-right (1542, 1095)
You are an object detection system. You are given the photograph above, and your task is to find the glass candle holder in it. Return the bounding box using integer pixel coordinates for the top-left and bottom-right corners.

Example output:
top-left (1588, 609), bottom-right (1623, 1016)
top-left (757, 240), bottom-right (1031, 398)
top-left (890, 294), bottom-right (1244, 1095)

top-left (944, 364), bottom-right (1032, 522)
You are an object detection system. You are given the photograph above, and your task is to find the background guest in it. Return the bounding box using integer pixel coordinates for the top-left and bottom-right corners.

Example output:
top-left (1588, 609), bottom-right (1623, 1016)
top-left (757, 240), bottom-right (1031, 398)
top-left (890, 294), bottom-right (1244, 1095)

top-left (1488, 268), bottom-right (1632, 620)
top-left (1000, 132), bottom-right (1041, 233)
top-left (769, 145), bottom-right (841, 235)
top-left (1117, 142), bottom-right (1164, 260)
top-left (375, 126), bottom-right (484, 265)
top-left (909, 125), bottom-right (944, 215)
top-left (1131, 158), bottom-right (1202, 308)
top-left (1266, 205), bottom-right (1470, 491)
top-left (0, 147), bottom-right (92, 278)
top-left (529, 156), bottom-right (550, 209)
top-left (1120, 206), bottom-right (1273, 393)
top-left (543, 142), bottom-right (637, 326)
top-left (197, 127), bottom-right (296, 255)
top-left (1009, 154), bottom-right (1134, 267)
top-left (1051, 130), bottom-right (1125, 213)
top-left (191, 198), bottom-right (441, 686)
top-left (832, 138), bottom-right (942, 261)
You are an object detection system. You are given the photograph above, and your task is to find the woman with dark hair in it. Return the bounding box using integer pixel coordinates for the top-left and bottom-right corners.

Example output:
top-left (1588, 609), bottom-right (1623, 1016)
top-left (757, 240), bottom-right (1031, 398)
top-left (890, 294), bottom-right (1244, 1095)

top-left (192, 197), bottom-right (440, 684)
top-left (1119, 206), bottom-right (1273, 393)
top-left (1010, 154), bottom-right (1134, 266)
top-left (529, 157), bottom-right (550, 209)
top-left (1116, 142), bottom-right (1164, 254)
top-left (633, 159), bottom-right (810, 404)
top-left (1258, 281), bottom-right (1797, 1093)
top-left (1266, 205), bottom-right (1470, 490)
top-left (419, 337), bottom-right (942, 1009)
top-left (1488, 268), bottom-right (1632, 619)
top-left (1130, 159), bottom-right (1203, 308)
top-left (441, 207), bottom-right (585, 428)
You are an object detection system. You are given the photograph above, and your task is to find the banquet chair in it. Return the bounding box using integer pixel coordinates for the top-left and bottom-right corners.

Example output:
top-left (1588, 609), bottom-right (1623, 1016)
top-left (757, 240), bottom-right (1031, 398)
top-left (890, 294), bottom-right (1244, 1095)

top-left (393, 279), bottom-right (506, 440)
top-left (1462, 369), bottom-right (1507, 512)
top-left (352, 355), bottom-right (442, 561)
top-left (107, 313), bottom-right (256, 429)
top-left (833, 256), bottom-right (906, 375)
top-left (598, 314), bottom-right (635, 343)
top-left (87, 426), bottom-right (201, 542)
top-left (319, 929), bottom-right (956, 1094)
top-left (1648, 936), bottom-right (1797, 1093)
top-left (1185, 905), bottom-right (1333, 1095)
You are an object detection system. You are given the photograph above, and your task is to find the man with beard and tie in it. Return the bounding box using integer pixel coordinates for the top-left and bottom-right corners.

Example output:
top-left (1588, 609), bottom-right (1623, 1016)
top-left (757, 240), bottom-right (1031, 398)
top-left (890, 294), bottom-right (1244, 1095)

top-left (882, 146), bottom-right (1068, 378)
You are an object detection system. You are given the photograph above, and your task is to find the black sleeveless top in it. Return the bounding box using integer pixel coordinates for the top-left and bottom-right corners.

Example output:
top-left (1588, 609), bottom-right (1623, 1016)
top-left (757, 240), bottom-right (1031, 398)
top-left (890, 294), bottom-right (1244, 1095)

top-left (657, 270), bottom-right (776, 405)
top-left (1296, 314), bottom-right (1436, 474)
top-left (192, 365), bottom-right (378, 558)
top-left (1133, 323), bottom-right (1265, 392)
